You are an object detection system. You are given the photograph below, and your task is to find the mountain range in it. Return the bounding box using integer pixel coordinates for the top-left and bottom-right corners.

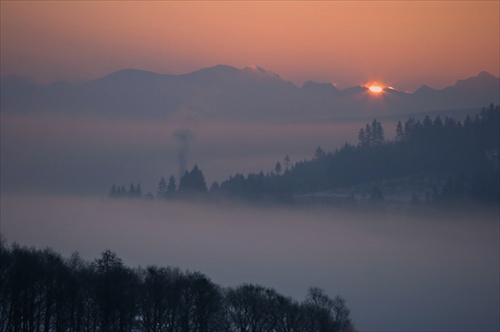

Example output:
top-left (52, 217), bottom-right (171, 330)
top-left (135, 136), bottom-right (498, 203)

top-left (1, 65), bottom-right (498, 122)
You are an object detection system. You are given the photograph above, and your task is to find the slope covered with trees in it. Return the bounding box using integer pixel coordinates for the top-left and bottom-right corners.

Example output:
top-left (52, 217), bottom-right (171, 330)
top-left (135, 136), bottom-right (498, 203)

top-left (214, 104), bottom-right (499, 205)
top-left (0, 241), bottom-right (354, 332)
top-left (110, 105), bottom-right (498, 206)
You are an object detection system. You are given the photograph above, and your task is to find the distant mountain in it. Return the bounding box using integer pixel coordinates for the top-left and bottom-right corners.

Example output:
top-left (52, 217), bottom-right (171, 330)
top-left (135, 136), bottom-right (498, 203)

top-left (1, 65), bottom-right (498, 122)
top-left (408, 71), bottom-right (500, 113)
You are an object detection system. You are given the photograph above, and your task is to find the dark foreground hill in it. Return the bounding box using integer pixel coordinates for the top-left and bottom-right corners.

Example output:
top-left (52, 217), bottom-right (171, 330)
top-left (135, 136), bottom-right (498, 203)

top-left (0, 241), bottom-right (355, 332)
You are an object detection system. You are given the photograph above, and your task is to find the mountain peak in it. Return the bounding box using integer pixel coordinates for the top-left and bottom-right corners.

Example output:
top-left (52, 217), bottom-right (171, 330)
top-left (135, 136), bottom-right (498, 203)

top-left (477, 71), bottom-right (496, 79)
top-left (95, 68), bottom-right (164, 83)
top-left (181, 65), bottom-right (243, 82)
top-left (454, 70), bottom-right (499, 90)
top-left (243, 64), bottom-right (267, 73)
top-left (413, 84), bottom-right (437, 95)
top-left (208, 64), bottom-right (240, 72)
top-left (242, 65), bottom-right (280, 79)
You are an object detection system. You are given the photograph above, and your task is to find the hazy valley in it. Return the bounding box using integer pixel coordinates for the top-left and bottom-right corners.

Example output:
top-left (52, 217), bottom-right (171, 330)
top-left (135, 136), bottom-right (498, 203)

top-left (1, 66), bottom-right (499, 332)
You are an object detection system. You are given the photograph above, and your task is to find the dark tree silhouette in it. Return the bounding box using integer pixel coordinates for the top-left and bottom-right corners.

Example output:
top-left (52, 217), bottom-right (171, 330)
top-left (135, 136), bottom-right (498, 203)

top-left (315, 146), bottom-right (326, 159)
top-left (178, 165), bottom-right (208, 196)
top-left (109, 184), bottom-right (118, 197)
top-left (225, 284), bottom-right (275, 332)
top-left (274, 161), bottom-right (282, 175)
top-left (358, 128), bottom-right (366, 147)
top-left (304, 287), bottom-right (353, 332)
top-left (167, 175), bottom-right (177, 199)
top-left (0, 243), bottom-right (356, 332)
top-left (157, 176), bottom-right (167, 200)
top-left (395, 121), bottom-right (404, 142)
top-left (92, 250), bottom-right (139, 332)
top-left (209, 181), bottom-right (220, 195)
top-left (284, 154), bottom-right (291, 171)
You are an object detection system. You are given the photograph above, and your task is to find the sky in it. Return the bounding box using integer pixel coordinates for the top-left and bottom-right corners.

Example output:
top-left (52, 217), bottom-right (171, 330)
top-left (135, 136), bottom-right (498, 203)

top-left (1, 1), bottom-right (499, 92)
top-left (1, 3), bottom-right (499, 330)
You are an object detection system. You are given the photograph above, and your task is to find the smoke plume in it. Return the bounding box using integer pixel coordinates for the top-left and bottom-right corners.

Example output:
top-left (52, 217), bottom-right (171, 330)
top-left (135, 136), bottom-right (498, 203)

top-left (173, 129), bottom-right (194, 179)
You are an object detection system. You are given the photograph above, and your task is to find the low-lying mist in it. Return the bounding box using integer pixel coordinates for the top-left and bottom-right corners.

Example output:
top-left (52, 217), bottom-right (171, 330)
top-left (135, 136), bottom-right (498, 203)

top-left (0, 112), bottom-right (387, 195)
top-left (1, 193), bottom-right (498, 331)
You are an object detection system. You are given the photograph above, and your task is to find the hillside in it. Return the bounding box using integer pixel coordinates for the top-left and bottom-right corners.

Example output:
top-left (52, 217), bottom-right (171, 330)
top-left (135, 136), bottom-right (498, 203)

top-left (210, 106), bottom-right (499, 205)
top-left (109, 105), bottom-right (499, 207)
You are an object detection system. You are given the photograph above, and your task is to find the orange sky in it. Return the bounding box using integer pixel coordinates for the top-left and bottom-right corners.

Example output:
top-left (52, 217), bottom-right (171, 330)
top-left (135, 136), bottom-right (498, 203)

top-left (1, 1), bottom-right (498, 91)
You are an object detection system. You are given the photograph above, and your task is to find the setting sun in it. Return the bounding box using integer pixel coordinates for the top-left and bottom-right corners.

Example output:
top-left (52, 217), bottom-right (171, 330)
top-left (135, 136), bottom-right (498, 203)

top-left (368, 85), bottom-right (383, 93)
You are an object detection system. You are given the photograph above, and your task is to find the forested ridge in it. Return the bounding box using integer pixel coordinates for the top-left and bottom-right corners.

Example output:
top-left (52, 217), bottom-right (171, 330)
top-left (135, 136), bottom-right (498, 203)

top-left (216, 105), bottom-right (499, 204)
top-left (0, 242), bottom-right (354, 332)
top-left (113, 104), bottom-right (499, 206)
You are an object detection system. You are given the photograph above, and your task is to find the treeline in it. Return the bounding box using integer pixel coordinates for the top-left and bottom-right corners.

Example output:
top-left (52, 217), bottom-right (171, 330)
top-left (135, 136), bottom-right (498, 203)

top-left (109, 105), bottom-right (499, 205)
top-left (216, 104), bottom-right (499, 204)
top-left (0, 241), bottom-right (354, 332)
top-left (109, 183), bottom-right (146, 199)
top-left (110, 165), bottom-right (208, 201)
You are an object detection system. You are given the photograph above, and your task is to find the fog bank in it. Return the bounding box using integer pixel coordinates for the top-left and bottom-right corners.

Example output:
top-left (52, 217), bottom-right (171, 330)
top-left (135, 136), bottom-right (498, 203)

top-left (1, 194), bottom-right (498, 331)
top-left (1, 113), bottom-right (378, 195)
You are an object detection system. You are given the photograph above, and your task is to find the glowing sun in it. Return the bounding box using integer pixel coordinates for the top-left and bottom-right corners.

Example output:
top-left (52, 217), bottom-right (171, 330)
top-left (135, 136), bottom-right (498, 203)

top-left (368, 85), bottom-right (383, 93)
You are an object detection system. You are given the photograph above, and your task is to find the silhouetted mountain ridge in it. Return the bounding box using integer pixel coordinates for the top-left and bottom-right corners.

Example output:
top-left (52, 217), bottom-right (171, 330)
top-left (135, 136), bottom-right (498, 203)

top-left (1, 65), bottom-right (498, 121)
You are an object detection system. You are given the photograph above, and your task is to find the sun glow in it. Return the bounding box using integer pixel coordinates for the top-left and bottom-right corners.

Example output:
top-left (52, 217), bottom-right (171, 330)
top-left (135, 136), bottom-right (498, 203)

top-left (368, 85), bottom-right (383, 93)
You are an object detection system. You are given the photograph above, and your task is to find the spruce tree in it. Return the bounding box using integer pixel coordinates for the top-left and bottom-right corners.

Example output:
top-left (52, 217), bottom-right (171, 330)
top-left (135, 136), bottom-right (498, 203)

top-left (157, 177), bottom-right (167, 199)
top-left (166, 175), bottom-right (176, 199)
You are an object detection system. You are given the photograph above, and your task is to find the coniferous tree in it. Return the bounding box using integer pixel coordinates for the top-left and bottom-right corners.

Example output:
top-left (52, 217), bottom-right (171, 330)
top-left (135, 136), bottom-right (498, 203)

top-left (315, 147), bottom-right (326, 159)
top-left (365, 124), bottom-right (372, 147)
top-left (157, 176), bottom-right (167, 199)
top-left (109, 184), bottom-right (117, 198)
top-left (395, 121), bottom-right (404, 142)
top-left (284, 155), bottom-right (291, 171)
top-left (178, 165), bottom-right (208, 196)
top-left (166, 175), bottom-right (177, 199)
top-left (274, 161), bottom-right (282, 175)
top-left (370, 120), bottom-right (384, 146)
top-left (358, 128), bottom-right (366, 147)
top-left (423, 115), bottom-right (433, 130)
top-left (136, 183), bottom-right (142, 197)
top-left (167, 175), bottom-right (176, 191)
top-left (209, 181), bottom-right (220, 194)
top-left (403, 117), bottom-right (416, 139)
top-left (129, 183), bottom-right (136, 197)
